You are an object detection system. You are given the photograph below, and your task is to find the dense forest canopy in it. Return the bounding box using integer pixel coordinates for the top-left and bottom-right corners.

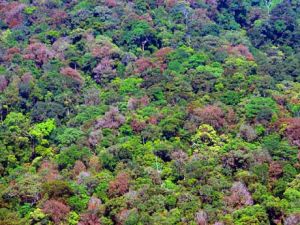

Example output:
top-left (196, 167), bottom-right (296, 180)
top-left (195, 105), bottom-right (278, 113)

top-left (0, 0), bottom-right (300, 224)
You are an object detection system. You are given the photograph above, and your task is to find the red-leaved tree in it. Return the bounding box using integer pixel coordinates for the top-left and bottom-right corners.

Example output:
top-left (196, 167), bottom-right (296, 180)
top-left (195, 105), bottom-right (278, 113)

top-left (115, 209), bottom-right (131, 225)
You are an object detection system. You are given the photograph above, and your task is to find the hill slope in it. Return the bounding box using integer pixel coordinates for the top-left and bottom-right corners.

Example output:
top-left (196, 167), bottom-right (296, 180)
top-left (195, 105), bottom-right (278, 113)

top-left (0, 0), bottom-right (299, 224)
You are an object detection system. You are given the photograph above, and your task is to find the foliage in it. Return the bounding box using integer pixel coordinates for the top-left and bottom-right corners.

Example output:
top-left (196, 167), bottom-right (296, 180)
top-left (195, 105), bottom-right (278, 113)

top-left (0, 0), bottom-right (299, 224)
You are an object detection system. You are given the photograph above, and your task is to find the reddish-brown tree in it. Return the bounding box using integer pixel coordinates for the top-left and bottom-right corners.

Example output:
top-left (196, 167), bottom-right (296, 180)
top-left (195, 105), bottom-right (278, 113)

top-left (222, 149), bottom-right (252, 172)
top-left (108, 172), bottom-right (130, 197)
top-left (21, 73), bottom-right (33, 84)
top-left (277, 118), bottom-right (300, 148)
top-left (189, 105), bottom-right (225, 130)
top-left (60, 67), bottom-right (84, 84)
top-left (0, 2), bottom-right (26, 28)
top-left (42, 200), bottom-right (70, 224)
top-left (88, 196), bottom-right (102, 213)
top-left (4, 47), bottom-right (21, 61)
top-left (130, 118), bottom-right (146, 133)
top-left (284, 213), bottom-right (300, 225)
top-left (226, 44), bottom-right (254, 61)
top-left (225, 182), bottom-right (253, 209)
top-left (73, 160), bottom-right (87, 177)
top-left (50, 10), bottom-right (68, 26)
top-left (147, 116), bottom-right (159, 125)
top-left (92, 58), bottom-right (116, 83)
top-left (105, 0), bottom-right (117, 7)
top-left (154, 47), bottom-right (172, 72)
top-left (23, 43), bottom-right (54, 66)
top-left (88, 129), bottom-right (103, 147)
top-left (91, 45), bottom-right (112, 58)
top-left (78, 213), bottom-right (101, 225)
top-left (284, 118), bottom-right (300, 148)
top-left (154, 47), bottom-right (172, 60)
top-left (115, 209), bottom-right (131, 225)
top-left (95, 107), bottom-right (125, 129)
top-left (0, 76), bottom-right (8, 93)
top-left (166, 0), bottom-right (177, 8)
top-left (269, 161), bottom-right (283, 180)
top-left (195, 210), bottom-right (208, 225)
top-left (38, 160), bottom-right (60, 182)
top-left (128, 96), bottom-right (149, 110)
top-left (135, 57), bottom-right (153, 74)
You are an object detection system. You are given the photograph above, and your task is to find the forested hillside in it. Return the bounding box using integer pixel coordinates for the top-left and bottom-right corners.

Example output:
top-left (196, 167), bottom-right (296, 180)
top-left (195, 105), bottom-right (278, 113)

top-left (0, 0), bottom-right (299, 224)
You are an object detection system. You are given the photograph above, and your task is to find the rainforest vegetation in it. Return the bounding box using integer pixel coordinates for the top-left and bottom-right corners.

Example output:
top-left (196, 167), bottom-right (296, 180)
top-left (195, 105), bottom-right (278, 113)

top-left (0, 0), bottom-right (300, 224)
